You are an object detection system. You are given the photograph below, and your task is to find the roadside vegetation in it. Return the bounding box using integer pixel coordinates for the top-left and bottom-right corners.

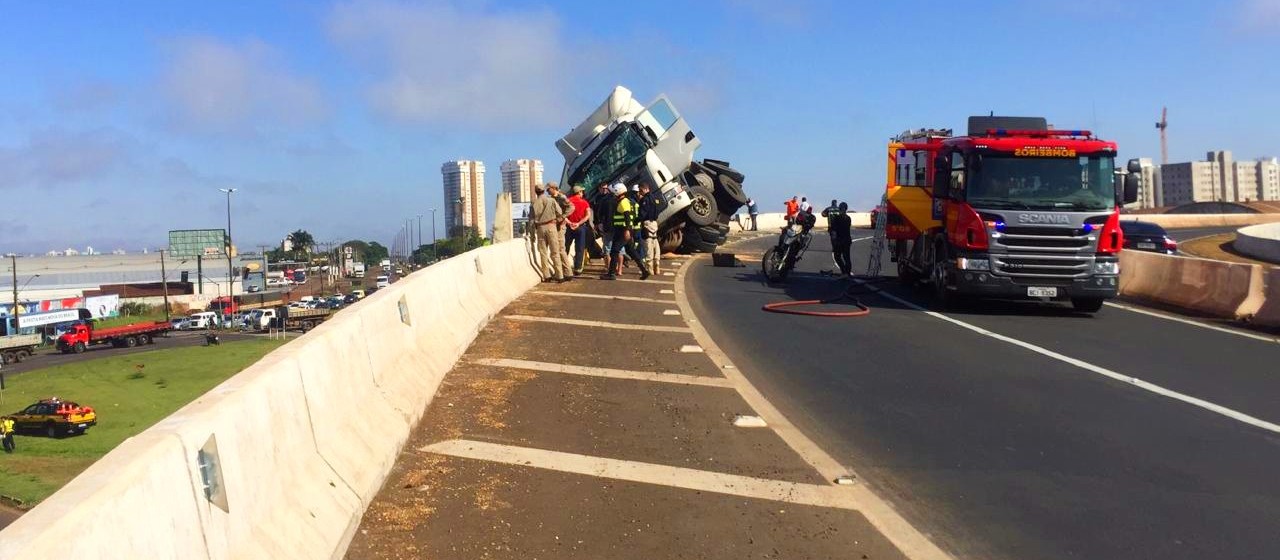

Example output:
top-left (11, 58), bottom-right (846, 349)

top-left (0, 338), bottom-right (286, 506)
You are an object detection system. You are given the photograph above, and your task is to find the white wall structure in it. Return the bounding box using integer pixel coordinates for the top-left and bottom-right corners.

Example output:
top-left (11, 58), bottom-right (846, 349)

top-left (442, 160), bottom-right (487, 235)
top-left (499, 159), bottom-right (543, 204)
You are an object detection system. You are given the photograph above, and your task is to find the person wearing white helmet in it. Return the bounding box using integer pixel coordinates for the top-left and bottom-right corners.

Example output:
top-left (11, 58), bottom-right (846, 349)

top-left (601, 182), bottom-right (648, 280)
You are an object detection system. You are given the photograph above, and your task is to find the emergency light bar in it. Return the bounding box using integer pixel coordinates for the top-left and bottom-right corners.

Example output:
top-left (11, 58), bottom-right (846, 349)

top-left (985, 129), bottom-right (1093, 138)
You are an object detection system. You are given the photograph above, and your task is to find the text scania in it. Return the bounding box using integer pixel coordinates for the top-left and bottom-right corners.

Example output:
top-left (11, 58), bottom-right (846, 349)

top-left (1017, 213), bottom-right (1071, 224)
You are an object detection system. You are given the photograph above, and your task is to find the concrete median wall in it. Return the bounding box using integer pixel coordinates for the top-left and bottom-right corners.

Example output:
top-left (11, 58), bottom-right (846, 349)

top-left (1233, 222), bottom-right (1280, 265)
top-left (0, 239), bottom-right (541, 559)
top-left (731, 212), bottom-right (871, 233)
top-left (1119, 250), bottom-right (1268, 322)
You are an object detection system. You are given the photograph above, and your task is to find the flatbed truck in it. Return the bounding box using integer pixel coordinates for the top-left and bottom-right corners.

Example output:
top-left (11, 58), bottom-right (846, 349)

top-left (56, 320), bottom-right (172, 354)
top-left (243, 306), bottom-right (332, 333)
top-left (1, 333), bottom-right (42, 364)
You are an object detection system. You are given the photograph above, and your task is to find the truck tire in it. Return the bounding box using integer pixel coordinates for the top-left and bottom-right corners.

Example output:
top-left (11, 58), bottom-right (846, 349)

top-left (125, 336), bottom-right (138, 348)
top-left (713, 175), bottom-right (748, 212)
top-left (702, 159), bottom-right (745, 183)
top-left (679, 222), bottom-right (720, 253)
top-left (1071, 298), bottom-right (1105, 313)
top-left (73, 342), bottom-right (86, 354)
top-left (686, 184), bottom-right (718, 227)
top-left (15, 349), bottom-right (30, 362)
top-left (1, 351), bottom-right (13, 365)
top-left (138, 334), bottom-right (151, 345)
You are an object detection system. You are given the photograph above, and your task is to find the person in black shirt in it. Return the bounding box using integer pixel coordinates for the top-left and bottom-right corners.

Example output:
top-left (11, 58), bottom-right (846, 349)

top-left (829, 202), bottom-right (853, 276)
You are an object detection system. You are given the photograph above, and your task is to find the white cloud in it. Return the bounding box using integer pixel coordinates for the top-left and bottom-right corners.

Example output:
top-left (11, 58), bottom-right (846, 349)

top-left (160, 36), bottom-right (327, 132)
top-left (326, 0), bottom-right (577, 128)
top-left (0, 127), bottom-right (136, 190)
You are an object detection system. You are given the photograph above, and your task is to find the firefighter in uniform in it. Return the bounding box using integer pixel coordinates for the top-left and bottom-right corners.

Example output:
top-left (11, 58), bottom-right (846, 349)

top-left (602, 183), bottom-right (649, 280)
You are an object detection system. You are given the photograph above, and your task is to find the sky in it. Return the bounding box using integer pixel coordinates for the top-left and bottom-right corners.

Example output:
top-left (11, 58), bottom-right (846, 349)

top-left (2, 0), bottom-right (1278, 254)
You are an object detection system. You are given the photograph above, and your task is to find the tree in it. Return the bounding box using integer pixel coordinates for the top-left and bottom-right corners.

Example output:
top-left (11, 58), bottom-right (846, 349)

top-left (287, 230), bottom-right (315, 255)
top-left (363, 241), bottom-right (389, 265)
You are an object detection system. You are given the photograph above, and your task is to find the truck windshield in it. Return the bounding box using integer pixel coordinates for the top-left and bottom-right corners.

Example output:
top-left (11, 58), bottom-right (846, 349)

top-left (970, 154), bottom-right (1115, 211)
top-left (568, 124), bottom-right (648, 190)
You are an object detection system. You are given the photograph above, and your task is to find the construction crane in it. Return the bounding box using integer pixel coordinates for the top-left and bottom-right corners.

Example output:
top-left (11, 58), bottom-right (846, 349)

top-left (1155, 107), bottom-right (1168, 165)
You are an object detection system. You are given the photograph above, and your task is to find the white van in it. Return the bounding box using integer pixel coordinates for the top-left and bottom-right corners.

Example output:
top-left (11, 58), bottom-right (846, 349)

top-left (376, 275), bottom-right (390, 288)
top-left (186, 311), bottom-right (220, 330)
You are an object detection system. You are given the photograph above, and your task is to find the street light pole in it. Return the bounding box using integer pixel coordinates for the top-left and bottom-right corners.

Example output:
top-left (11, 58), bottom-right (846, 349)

top-left (430, 208), bottom-right (437, 260)
top-left (9, 255), bottom-right (17, 329)
top-left (219, 188), bottom-right (238, 299)
top-left (416, 214), bottom-right (423, 265)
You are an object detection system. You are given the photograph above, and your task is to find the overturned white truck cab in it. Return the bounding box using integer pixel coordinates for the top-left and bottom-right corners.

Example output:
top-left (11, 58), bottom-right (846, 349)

top-left (556, 86), bottom-right (748, 253)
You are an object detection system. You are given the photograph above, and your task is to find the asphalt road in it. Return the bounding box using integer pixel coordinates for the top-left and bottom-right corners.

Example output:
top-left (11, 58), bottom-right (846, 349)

top-left (1, 331), bottom-right (260, 377)
top-left (687, 232), bottom-right (1280, 560)
top-left (1164, 226), bottom-right (1239, 241)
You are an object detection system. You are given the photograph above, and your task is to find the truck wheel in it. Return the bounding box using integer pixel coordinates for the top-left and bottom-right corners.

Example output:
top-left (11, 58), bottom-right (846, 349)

top-left (701, 159), bottom-right (746, 184)
top-left (138, 334), bottom-right (152, 345)
top-left (15, 349), bottom-right (30, 363)
top-left (686, 184), bottom-right (718, 227)
top-left (931, 256), bottom-right (963, 309)
top-left (1, 351), bottom-right (12, 365)
top-left (712, 175), bottom-right (748, 213)
top-left (73, 342), bottom-right (86, 354)
top-left (1071, 298), bottom-right (1105, 313)
top-left (125, 336), bottom-right (138, 348)
top-left (897, 259), bottom-right (917, 286)
top-left (679, 222), bottom-right (720, 253)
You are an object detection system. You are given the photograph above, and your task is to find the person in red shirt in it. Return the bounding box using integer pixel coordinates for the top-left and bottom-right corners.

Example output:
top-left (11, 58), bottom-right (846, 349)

top-left (784, 196), bottom-right (799, 222)
top-left (564, 185), bottom-right (593, 275)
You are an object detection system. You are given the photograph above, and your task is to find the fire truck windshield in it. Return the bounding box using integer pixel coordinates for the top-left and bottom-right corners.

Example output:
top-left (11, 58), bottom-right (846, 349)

top-left (968, 154), bottom-right (1115, 211)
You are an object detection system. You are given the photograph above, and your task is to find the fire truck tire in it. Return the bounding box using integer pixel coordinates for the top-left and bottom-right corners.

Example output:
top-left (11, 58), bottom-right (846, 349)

top-left (686, 185), bottom-right (718, 227)
top-left (1071, 298), bottom-right (1105, 313)
top-left (73, 342), bottom-right (86, 354)
top-left (897, 259), bottom-right (917, 286)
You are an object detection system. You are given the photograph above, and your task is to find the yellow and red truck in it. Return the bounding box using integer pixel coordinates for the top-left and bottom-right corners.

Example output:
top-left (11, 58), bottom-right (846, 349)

top-left (885, 116), bottom-right (1138, 312)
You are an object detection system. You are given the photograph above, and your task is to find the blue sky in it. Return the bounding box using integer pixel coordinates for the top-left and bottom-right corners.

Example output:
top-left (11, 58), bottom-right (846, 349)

top-left (3, 0), bottom-right (1278, 253)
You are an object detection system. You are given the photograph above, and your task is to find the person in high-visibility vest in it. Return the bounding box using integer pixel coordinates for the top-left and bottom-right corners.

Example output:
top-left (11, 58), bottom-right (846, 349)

top-left (1, 416), bottom-right (16, 453)
top-left (602, 183), bottom-right (649, 280)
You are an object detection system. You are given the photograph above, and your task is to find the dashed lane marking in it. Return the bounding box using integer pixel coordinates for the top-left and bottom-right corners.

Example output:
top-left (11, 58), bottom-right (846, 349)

top-left (679, 345), bottom-right (704, 353)
top-left (660, 289), bottom-right (675, 294)
top-left (470, 358), bottom-right (733, 388)
top-left (503, 314), bottom-right (692, 333)
top-left (861, 280), bottom-right (1280, 436)
top-left (663, 309), bottom-right (682, 316)
top-left (422, 439), bottom-right (855, 510)
top-left (531, 291), bottom-right (674, 304)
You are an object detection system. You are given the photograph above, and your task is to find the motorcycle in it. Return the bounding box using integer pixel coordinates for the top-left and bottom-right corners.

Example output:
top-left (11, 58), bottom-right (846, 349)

top-left (762, 215), bottom-right (815, 282)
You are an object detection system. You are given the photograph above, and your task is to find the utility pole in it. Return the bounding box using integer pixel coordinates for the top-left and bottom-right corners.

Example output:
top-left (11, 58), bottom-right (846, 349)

top-left (431, 208), bottom-right (437, 261)
top-left (416, 214), bottom-right (423, 265)
top-left (159, 250), bottom-right (171, 321)
top-left (219, 188), bottom-right (238, 299)
top-left (9, 255), bottom-right (18, 328)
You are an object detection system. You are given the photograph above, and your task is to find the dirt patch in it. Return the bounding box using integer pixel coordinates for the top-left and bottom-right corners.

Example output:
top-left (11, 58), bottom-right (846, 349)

top-left (1180, 233), bottom-right (1276, 266)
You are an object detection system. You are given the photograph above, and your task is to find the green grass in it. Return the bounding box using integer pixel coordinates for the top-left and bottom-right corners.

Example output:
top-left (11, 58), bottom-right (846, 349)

top-left (0, 338), bottom-right (287, 506)
top-left (92, 312), bottom-right (169, 329)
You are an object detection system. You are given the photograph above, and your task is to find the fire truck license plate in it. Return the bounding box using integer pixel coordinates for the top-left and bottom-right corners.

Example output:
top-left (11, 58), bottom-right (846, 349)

top-left (1027, 287), bottom-right (1057, 298)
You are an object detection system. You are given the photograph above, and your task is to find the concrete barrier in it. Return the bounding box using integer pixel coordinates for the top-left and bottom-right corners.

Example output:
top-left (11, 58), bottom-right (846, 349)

top-left (1252, 267), bottom-right (1280, 328)
top-left (730, 212), bottom-right (871, 233)
top-left (0, 238), bottom-right (541, 559)
top-left (1119, 213), bottom-right (1280, 229)
top-left (1119, 250), bottom-right (1266, 320)
top-left (1233, 222), bottom-right (1280, 265)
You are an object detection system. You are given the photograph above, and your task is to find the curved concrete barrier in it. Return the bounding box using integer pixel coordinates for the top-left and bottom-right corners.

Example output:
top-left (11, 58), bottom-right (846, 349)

top-left (1119, 213), bottom-right (1280, 229)
top-left (1251, 267), bottom-right (1280, 328)
top-left (0, 238), bottom-right (541, 559)
top-left (1233, 222), bottom-right (1280, 265)
top-left (1119, 250), bottom-right (1266, 320)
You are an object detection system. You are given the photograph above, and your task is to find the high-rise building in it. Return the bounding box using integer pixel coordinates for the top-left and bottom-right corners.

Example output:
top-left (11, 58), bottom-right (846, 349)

top-left (1126, 158), bottom-right (1163, 209)
top-left (1160, 152), bottom-right (1280, 205)
top-left (500, 159), bottom-right (544, 204)
top-left (442, 160), bottom-right (487, 235)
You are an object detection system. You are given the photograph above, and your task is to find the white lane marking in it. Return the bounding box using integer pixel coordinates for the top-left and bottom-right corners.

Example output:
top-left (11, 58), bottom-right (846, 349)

top-left (663, 309), bottom-right (682, 316)
top-left (732, 414), bottom-right (768, 428)
top-left (1104, 301), bottom-right (1280, 344)
top-left (422, 439), bottom-right (854, 510)
top-left (662, 272), bottom-right (675, 276)
top-left (532, 291), bottom-right (673, 304)
top-left (471, 358), bottom-right (733, 388)
top-left (861, 280), bottom-right (1280, 436)
top-left (677, 255), bottom-right (952, 560)
top-left (679, 345), bottom-right (704, 353)
top-left (503, 314), bottom-right (692, 333)
top-left (659, 289), bottom-right (675, 294)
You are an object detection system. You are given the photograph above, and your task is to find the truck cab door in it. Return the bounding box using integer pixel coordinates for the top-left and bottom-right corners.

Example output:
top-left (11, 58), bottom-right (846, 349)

top-left (636, 97), bottom-right (700, 190)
